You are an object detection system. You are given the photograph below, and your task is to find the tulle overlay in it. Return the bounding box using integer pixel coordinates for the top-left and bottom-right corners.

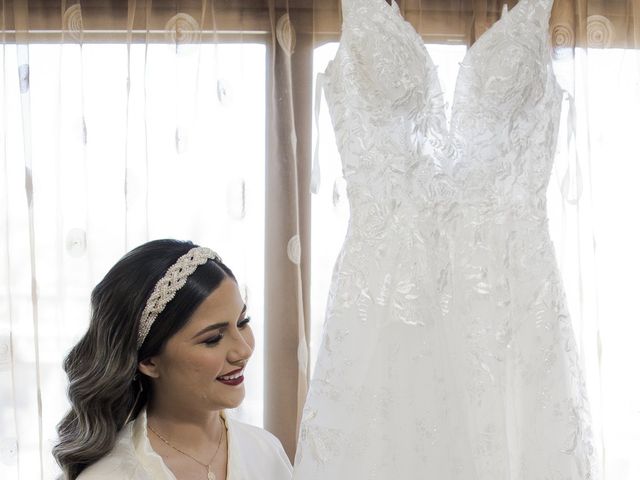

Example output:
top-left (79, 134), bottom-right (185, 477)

top-left (293, 0), bottom-right (597, 478)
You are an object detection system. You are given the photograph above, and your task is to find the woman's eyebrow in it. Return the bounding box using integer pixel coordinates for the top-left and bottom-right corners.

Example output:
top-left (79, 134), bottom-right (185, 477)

top-left (192, 322), bottom-right (228, 339)
top-left (191, 304), bottom-right (247, 339)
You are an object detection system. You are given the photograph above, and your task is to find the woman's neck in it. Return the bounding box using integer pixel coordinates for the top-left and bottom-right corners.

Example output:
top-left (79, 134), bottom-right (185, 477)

top-left (145, 400), bottom-right (225, 449)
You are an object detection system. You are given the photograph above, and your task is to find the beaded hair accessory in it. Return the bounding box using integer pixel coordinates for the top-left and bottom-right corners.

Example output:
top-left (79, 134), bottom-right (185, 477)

top-left (137, 246), bottom-right (221, 349)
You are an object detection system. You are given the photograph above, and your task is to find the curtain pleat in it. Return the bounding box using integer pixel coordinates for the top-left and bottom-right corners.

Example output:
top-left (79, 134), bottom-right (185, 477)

top-left (1, 1), bottom-right (22, 477)
top-left (13, 2), bottom-right (46, 478)
top-left (264, 1), bottom-right (309, 459)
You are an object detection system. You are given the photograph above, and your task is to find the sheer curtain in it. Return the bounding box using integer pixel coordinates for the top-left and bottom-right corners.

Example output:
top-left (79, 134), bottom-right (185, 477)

top-left (1, 0), bottom-right (639, 479)
top-left (1, 1), bottom-right (308, 478)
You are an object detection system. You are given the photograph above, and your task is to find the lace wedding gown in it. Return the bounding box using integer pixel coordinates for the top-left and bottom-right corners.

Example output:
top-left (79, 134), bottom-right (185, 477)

top-left (293, 0), bottom-right (597, 479)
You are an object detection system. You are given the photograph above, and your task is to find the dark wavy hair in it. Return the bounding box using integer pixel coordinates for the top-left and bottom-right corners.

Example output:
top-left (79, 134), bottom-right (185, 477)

top-left (53, 239), bottom-right (236, 479)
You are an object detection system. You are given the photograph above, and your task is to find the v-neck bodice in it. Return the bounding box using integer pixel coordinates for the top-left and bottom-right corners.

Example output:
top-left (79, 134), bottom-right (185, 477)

top-left (322, 0), bottom-right (562, 213)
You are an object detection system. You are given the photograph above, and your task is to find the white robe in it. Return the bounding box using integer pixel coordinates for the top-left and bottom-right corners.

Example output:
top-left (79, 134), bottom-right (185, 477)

top-left (77, 408), bottom-right (292, 480)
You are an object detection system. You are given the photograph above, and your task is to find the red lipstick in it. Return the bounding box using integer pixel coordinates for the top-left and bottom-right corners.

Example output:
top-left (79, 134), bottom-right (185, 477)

top-left (216, 368), bottom-right (245, 386)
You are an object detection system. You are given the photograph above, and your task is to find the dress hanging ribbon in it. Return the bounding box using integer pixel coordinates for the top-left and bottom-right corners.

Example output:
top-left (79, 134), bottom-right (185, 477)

top-left (560, 90), bottom-right (583, 205)
top-left (311, 72), bottom-right (324, 195)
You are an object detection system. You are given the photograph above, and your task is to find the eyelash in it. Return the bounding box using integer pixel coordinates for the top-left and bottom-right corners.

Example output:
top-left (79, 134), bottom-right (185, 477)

top-left (203, 316), bottom-right (251, 346)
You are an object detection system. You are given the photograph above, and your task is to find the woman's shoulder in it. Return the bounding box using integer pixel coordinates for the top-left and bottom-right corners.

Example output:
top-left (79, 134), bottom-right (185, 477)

top-left (76, 451), bottom-right (145, 480)
top-left (76, 425), bottom-right (150, 480)
top-left (76, 454), bottom-right (143, 480)
top-left (226, 417), bottom-right (293, 478)
top-left (227, 418), bottom-right (283, 447)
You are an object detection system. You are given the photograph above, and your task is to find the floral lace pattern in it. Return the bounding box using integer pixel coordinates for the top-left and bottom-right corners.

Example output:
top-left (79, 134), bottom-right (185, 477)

top-left (294, 0), bottom-right (598, 479)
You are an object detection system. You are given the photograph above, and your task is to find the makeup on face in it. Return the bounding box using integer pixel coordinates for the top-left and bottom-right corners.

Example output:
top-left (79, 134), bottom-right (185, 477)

top-left (216, 366), bottom-right (245, 386)
top-left (149, 279), bottom-right (255, 412)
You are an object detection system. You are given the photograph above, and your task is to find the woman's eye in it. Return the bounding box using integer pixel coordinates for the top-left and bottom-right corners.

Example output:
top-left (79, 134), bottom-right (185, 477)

top-left (204, 334), bottom-right (223, 346)
top-left (238, 316), bottom-right (251, 328)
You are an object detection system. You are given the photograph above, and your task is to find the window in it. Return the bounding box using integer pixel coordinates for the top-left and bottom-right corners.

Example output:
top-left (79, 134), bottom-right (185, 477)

top-left (0, 42), bottom-right (266, 478)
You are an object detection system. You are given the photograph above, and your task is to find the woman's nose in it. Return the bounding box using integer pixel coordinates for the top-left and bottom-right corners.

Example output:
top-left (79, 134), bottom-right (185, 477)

top-left (228, 330), bottom-right (254, 362)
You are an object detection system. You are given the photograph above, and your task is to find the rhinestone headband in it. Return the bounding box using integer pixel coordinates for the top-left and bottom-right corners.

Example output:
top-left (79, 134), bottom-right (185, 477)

top-left (137, 246), bottom-right (221, 349)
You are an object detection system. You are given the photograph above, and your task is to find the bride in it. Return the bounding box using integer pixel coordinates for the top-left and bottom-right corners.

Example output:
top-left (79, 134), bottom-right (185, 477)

top-left (53, 239), bottom-right (292, 480)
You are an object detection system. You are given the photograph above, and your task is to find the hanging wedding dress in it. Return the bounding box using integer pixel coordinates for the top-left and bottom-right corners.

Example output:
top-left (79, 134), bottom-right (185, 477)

top-left (293, 0), bottom-right (597, 478)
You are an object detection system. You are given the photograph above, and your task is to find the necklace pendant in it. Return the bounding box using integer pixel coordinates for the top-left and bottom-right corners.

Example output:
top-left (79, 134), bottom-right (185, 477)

top-left (207, 470), bottom-right (216, 480)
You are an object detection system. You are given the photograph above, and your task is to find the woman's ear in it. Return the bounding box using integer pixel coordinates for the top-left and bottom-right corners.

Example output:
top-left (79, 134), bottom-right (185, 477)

top-left (138, 357), bottom-right (160, 379)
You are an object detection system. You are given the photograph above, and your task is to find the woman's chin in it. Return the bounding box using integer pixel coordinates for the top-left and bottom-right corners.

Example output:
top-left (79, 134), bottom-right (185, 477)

top-left (213, 383), bottom-right (246, 409)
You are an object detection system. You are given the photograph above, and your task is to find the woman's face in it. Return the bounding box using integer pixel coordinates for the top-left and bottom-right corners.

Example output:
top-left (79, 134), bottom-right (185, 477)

top-left (141, 277), bottom-right (255, 412)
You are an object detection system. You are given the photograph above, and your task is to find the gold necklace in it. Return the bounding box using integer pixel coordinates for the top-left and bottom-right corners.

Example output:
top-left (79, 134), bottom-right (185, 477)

top-left (149, 415), bottom-right (226, 480)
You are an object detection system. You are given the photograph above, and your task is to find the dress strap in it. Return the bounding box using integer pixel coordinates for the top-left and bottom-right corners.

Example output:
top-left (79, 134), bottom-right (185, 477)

top-left (340, 0), bottom-right (363, 16)
top-left (559, 89), bottom-right (583, 205)
top-left (341, 0), bottom-right (391, 20)
top-left (507, 0), bottom-right (555, 25)
top-left (311, 72), bottom-right (324, 194)
top-left (535, 0), bottom-right (556, 24)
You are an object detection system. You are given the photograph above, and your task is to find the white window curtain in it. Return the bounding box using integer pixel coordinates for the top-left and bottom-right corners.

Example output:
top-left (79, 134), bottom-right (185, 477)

top-left (1, 2), bottom-right (311, 477)
top-left (1, 21), bottom-right (267, 480)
